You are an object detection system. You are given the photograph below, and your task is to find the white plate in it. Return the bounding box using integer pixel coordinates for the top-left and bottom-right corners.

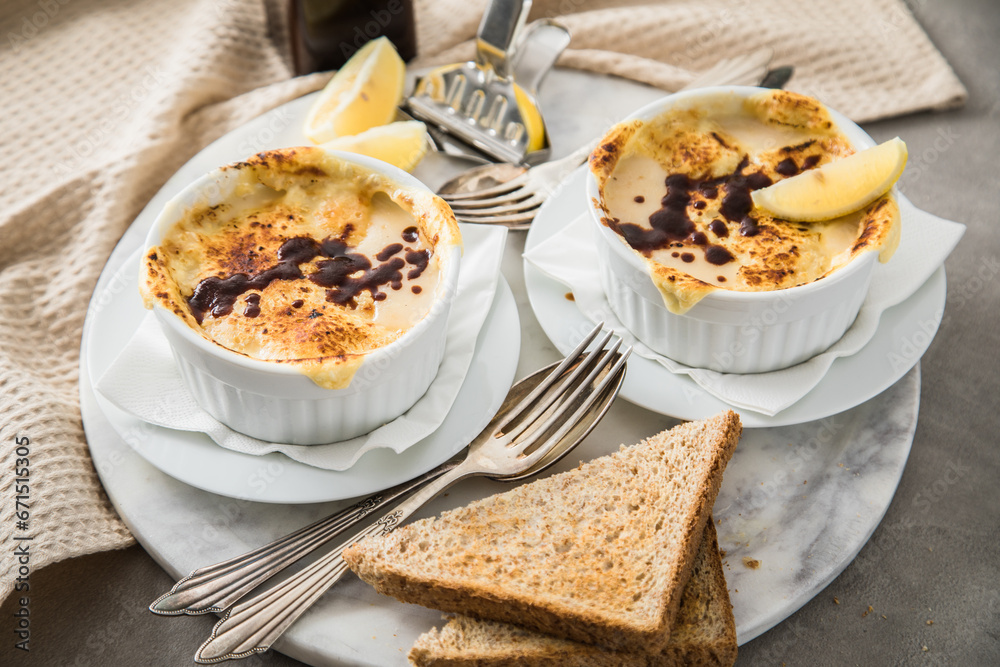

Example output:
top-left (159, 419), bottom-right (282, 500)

top-left (524, 167), bottom-right (946, 428)
top-left (84, 242), bottom-right (519, 503)
top-left (79, 87), bottom-right (522, 504)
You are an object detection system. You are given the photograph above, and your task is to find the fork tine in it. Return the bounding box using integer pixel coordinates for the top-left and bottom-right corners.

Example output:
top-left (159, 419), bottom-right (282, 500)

top-left (455, 211), bottom-right (539, 227)
top-left (500, 329), bottom-right (616, 443)
top-left (440, 188), bottom-right (535, 209)
top-left (447, 197), bottom-right (543, 217)
top-left (512, 338), bottom-right (621, 446)
top-left (437, 172), bottom-right (530, 201)
top-left (494, 322), bottom-right (606, 434)
top-left (514, 345), bottom-right (632, 469)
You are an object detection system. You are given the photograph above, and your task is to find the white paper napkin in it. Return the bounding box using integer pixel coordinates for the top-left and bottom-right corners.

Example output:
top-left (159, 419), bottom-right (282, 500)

top-left (96, 224), bottom-right (507, 470)
top-left (524, 194), bottom-right (964, 416)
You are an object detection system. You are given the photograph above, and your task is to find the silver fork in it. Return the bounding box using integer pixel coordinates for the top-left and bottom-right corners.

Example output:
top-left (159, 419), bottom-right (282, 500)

top-left (437, 47), bottom-right (781, 229)
top-left (149, 323), bottom-right (621, 618)
top-left (191, 326), bottom-right (631, 663)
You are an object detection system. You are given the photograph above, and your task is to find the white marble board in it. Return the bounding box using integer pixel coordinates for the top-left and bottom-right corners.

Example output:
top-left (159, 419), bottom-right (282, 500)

top-left (80, 69), bottom-right (923, 665)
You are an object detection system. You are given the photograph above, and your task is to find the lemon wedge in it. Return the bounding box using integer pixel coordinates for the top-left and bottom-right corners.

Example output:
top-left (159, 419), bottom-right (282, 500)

top-left (513, 84), bottom-right (546, 153)
top-left (322, 121), bottom-right (430, 172)
top-left (751, 137), bottom-right (908, 222)
top-left (303, 37), bottom-right (406, 144)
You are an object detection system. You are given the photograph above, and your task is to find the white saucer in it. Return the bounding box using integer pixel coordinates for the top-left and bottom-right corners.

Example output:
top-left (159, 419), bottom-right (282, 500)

top-left (84, 244), bottom-right (520, 504)
top-left (524, 167), bottom-right (946, 428)
top-left (77, 87), bottom-right (524, 504)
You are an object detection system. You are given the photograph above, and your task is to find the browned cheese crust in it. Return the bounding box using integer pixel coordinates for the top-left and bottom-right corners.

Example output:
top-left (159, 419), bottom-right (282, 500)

top-left (139, 147), bottom-right (460, 388)
top-left (590, 90), bottom-right (900, 314)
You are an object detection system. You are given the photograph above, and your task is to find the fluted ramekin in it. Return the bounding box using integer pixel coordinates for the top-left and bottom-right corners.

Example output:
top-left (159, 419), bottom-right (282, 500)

top-left (140, 149), bottom-right (461, 444)
top-left (587, 87), bottom-right (893, 374)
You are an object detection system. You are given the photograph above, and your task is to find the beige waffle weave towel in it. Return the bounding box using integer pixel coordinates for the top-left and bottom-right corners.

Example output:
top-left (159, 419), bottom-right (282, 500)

top-left (0, 0), bottom-right (965, 603)
top-left (413, 0), bottom-right (967, 122)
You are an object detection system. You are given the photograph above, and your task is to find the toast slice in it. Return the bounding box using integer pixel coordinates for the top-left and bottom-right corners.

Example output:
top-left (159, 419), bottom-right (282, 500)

top-left (408, 520), bottom-right (736, 667)
top-left (343, 411), bottom-right (741, 653)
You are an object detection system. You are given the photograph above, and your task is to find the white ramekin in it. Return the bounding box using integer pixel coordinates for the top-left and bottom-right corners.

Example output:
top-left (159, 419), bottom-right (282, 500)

top-left (587, 86), bottom-right (886, 374)
top-left (142, 150), bottom-right (461, 444)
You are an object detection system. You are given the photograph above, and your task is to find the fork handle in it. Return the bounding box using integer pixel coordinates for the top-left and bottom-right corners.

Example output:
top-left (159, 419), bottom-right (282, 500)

top-left (194, 464), bottom-right (472, 664)
top-left (150, 462), bottom-right (458, 616)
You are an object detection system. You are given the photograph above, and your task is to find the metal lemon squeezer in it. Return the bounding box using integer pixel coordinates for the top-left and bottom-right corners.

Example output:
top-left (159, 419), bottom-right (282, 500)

top-left (404, 0), bottom-right (569, 164)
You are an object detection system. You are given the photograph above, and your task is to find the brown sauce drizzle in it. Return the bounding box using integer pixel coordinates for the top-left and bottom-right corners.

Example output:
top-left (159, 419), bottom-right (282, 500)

top-left (243, 294), bottom-right (261, 318)
top-left (708, 219), bottom-right (729, 238)
top-left (706, 245), bottom-right (735, 265)
top-left (776, 158), bottom-right (799, 176)
top-left (698, 182), bottom-right (718, 198)
top-left (186, 230), bottom-right (431, 323)
top-left (376, 243), bottom-right (403, 261)
top-left (719, 157), bottom-right (772, 222)
top-left (611, 174), bottom-right (694, 252)
top-left (775, 154), bottom-right (821, 178)
top-left (605, 156), bottom-right (771, 269)
top-left (739, 216), bottom-right (760, 237)
top-left (404, 249), bottom-right (431, 280)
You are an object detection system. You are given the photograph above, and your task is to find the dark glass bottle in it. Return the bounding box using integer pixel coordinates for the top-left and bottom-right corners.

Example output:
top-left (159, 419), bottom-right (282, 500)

top-left (288, 0), bottom-right (417, 74)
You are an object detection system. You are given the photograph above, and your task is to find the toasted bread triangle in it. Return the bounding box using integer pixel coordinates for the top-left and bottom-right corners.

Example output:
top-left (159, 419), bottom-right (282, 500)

top-left (409, 520), bottom-right (737, 666)
top-left (344, 411), bottom-right (741, 653)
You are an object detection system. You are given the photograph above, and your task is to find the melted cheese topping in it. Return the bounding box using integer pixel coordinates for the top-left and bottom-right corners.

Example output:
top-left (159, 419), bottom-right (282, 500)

top-left (140, 148), bottom-right (461, 389)
top-left (591, 90), bottom-right (899, 314)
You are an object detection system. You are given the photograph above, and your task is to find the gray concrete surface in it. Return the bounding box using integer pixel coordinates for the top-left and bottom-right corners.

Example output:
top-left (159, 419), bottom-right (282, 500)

top-left (2, 0), bottom-right (997, 665)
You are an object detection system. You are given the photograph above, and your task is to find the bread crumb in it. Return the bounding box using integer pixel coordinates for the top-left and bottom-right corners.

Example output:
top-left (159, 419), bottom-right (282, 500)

top-left (881, 614), bottom-right (887, 619)
top-left (862, 605), bottom-right (873, 617)
top-left (834, 597), bottom-right (840, 604)
top-left (922, 646), bottom-right (929, 652)
top-left (720, 549), bottom-right (727, 557)
top-left (926, 620), bottom-right (934, 625)
top-left (803, 480), bottom-right (808, 484)
top-left (742, 557), bottom-right (761, 569)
